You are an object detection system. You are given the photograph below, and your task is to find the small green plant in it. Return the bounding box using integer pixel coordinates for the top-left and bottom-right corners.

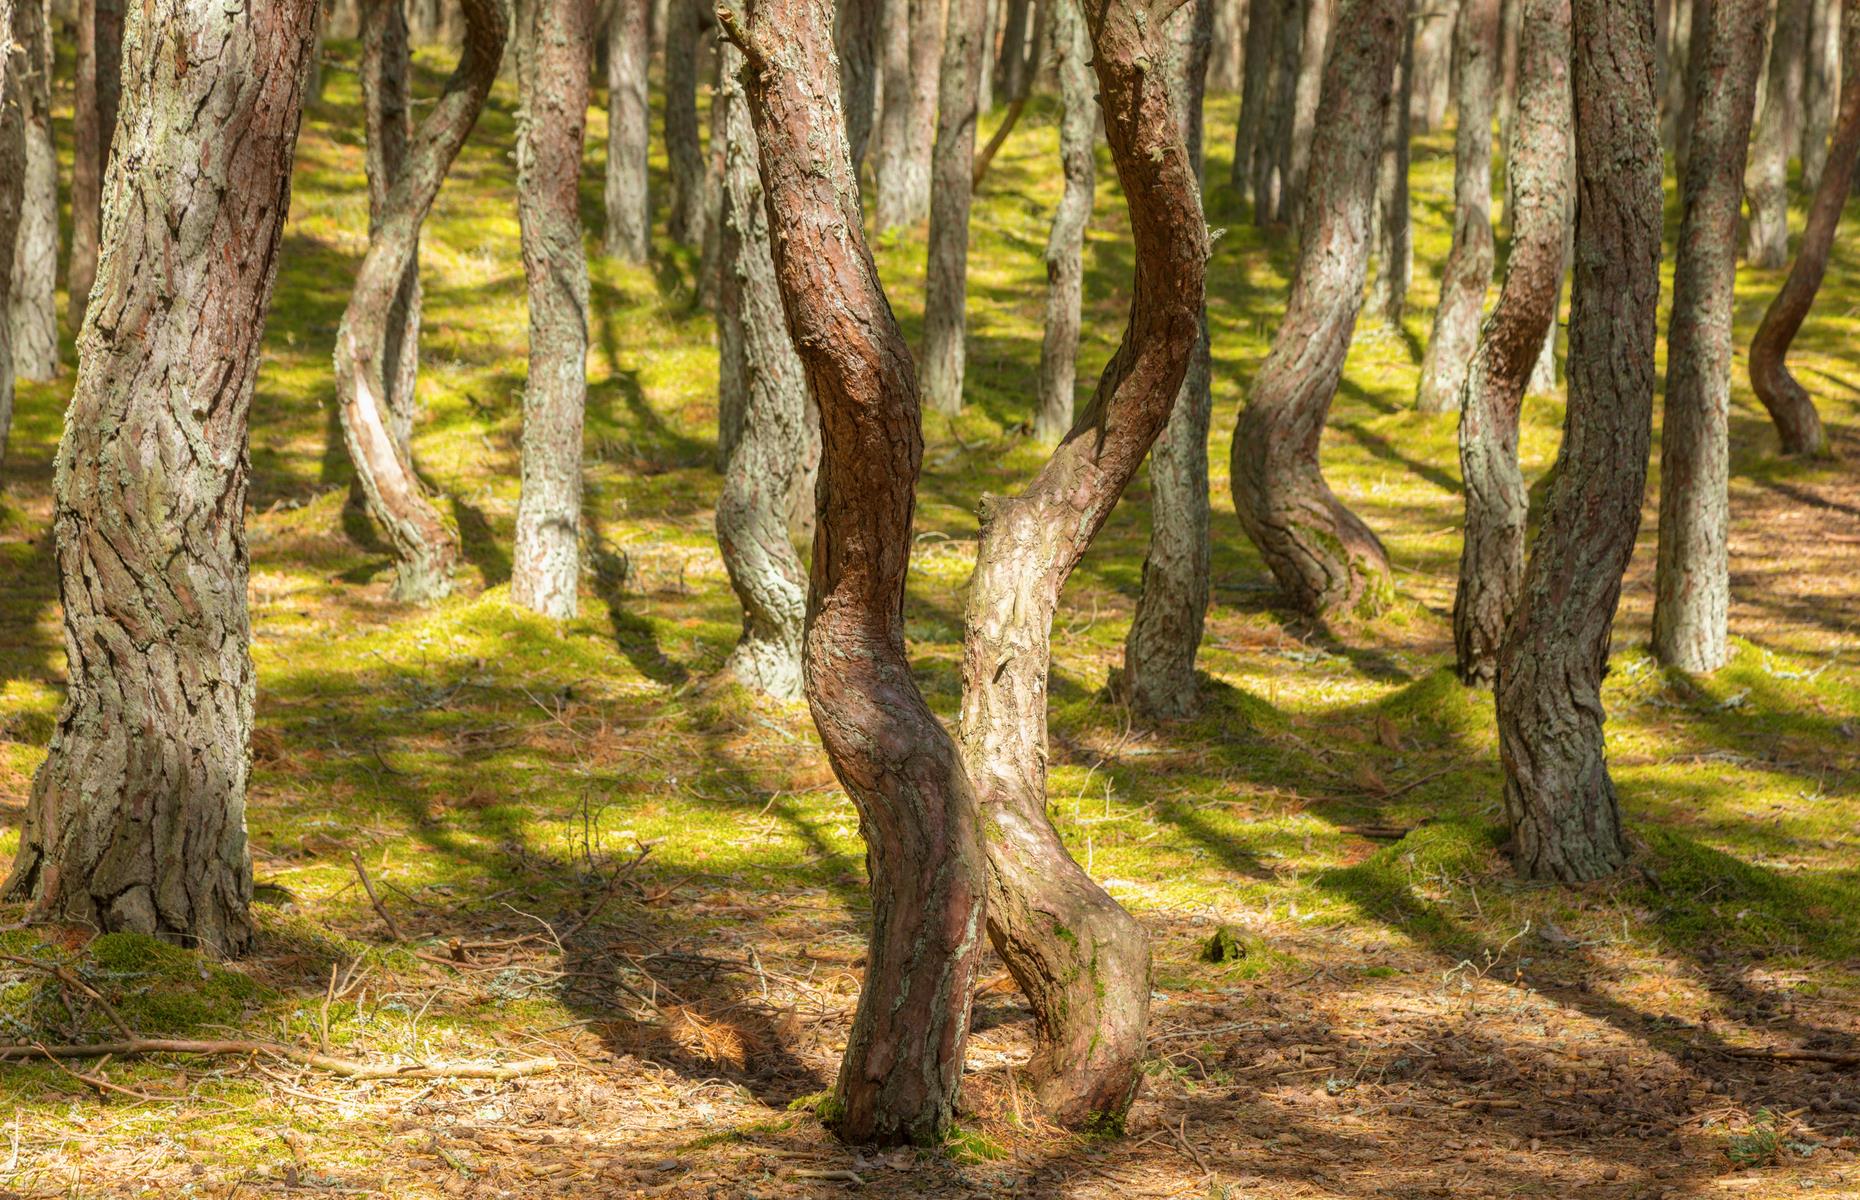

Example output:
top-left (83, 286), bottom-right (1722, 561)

top-left (1725, 1109), bottom-right (1782, 1168)
top-left (944, 1124), bottom-right (1006, 1163)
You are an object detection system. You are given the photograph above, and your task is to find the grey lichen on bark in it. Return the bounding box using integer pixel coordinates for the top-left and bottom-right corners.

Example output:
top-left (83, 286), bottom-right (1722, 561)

top-left (7, 0), bottom-right (57, 383)
top-left (1034, 0), bottom-right (1095, 445)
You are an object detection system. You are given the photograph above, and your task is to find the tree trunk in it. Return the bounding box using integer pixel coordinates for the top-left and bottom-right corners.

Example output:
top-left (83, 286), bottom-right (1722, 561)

top-left (979, 0), bottom-right (998, 107)
top-left (1748, 0), bottom-right (1860, 457)
top-left (838, 0), bottom-right (881, 171)
top-left (715, 38), bottom-right (811, 699)
top-left (1284, 0), bottom-right (1331, 220)
top-left (1416, 0), bottom-right (1498, 413)
top-left (1231, 0), bottom-right (1400, 617)
top-left (665, 0), bottom-right (712, 247)
top-left (336, 0), bottom-right (508, 604)
top-left (919, 0), bottom-right (987, 416)
top-left (362, 0), bottom-right (423, 457)
top-left (0, 0), bottom-right (22, 466)
top-left (959, 0), bottom-right (1207, 1128)
top-left (1497, 0), bottom-right (1520, 149)
top-left (1495, 0), bottom-right (1660, 882)
top-left (1256, 0), bottom-right (1301, 222)
top-left (1671, 0), bottom-right (1709, 179)
top-left (1124, 0), bottom-right (1214, 722)
top-left (1410, 0), bottom-right (1456, 130)
top-left (972, 0), bottom-right (1048, 185)
top-left (7, 0), bottom-right (56, 382)
top-left (605, 0), bottom-right (652, 261)
top-left (512, 0), bottom-right (594, 620)
top-left (1452, 0), bottom-right (1572, 686)
top-left (724, 0), bottom-right (987, 1147)
top-left (1802, 0), bottom-right (1838, 191)
top-left (67, 0), bottom-right (124, 335)
top-left (3, 0), bottom-right (320, 954)
top-left (1661, 0), bottom-right (1692, 148)
top-left (1368, 8), bottom-right (1414, 328)
top-left (1652, 0), bottom-right (1767, 674)
top-left (874, 0), bottom-right (923, 229)
top-left (1746, 0), bottom-right (1811, 267)
top-left (1212, 0), bottom-right (1245, 92)
top-left (997, 0), bottom-right (1031, 98)
top-left (1034, 0), bottom-right (1094, 444)
top-left (1233, 0), bottom-right (1278, 191)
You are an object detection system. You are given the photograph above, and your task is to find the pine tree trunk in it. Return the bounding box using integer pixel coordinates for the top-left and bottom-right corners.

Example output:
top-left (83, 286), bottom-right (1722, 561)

top-left (0, 0), bottom-right (22, 466)
top-left (920, 0), bottom-right (987, 416)
top-left (1233, 0), bottom-right (1278, 191)
top-left (1212, 0), bottom-right (1244, 91)
top-left (979, 0), bottom-right (998, 107)
top-left (1284, 0), bottom-right (1331, 220)
top-left (1671, 0), bottom-right (1708, 180)
top-left (1661, 0), bottom-right (1691, 148)
top-left (1410, 0), bottom-right (1456, 131)
top-left (1256, 0), bottom-right (1301, 222)
top-left (1125, 0), bottom-right (1213, 721)
top-left (838, 0), bottom-right (881, 170)
top-left (512, 0), bottom-right (594, 620)
top-left (3, 0), bottom-right (320, 954)
top-left (1747, 0), bottom-right (1812, 267)
top-left (1497, 0), bottom-right (1520, 149)
top-left (1495, 0), bottom-right (1660, 882)
top-left (1801, 0), bottom-right (1838, 192)
top-left (725, 0), bottom-right (987, 1147)
top-left (362, 0), bottom-right (423, 457)
top-left (1231, 0), bottom-right (1400, 617)
top-left (1452, 0), bottom-right (1571, 686)
top-left (1652, 0), bottom-right (1767, 674)
top-left (873, 0), bottom-right (923, 229)
top-left (67, 0), bottom-right (123, 335)
top-left (6, 0), bottom-right (56, 382)
top-left (998, 0), bottom-right (1031, 98)
top-left (665, 0), bottom-right (712, 247)
top-left (336, 0), bottom-right (508, 604)
top-left (1748, 0), bottom-right (1860, 458)
top-left (1416, 0), bottom-right (1498, 413)
top-left (605, 0), bottom-right (652, 261)
top-left (715, 38), bottom-right (811, 699)
top-left (1034, 0), bottom-right (1094, 444)
top-left (1368, 9), bottom-right (1414, 327)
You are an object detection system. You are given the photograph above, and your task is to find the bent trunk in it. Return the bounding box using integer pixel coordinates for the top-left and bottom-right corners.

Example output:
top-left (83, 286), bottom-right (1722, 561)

top-left (919, 0), bottom-right (988, 415)
top-left (362, 0), bottom-right (423, 455)
top-left (1034, 0), bottom-right (1094, 444)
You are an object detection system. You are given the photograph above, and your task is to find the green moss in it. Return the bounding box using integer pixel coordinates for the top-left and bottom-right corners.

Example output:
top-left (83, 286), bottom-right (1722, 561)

top-left (943, 1124), bottom-right (1007, 1163)
top-left (87, 933), bottom-right (267, 1035)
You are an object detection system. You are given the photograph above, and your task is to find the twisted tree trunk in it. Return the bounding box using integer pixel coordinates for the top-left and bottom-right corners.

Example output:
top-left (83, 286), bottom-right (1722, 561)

top-left (837, 0), bottom-right (881, 171)
top-left (605, 0), bottom-right (651, 261)
top-left (1451, 0), bottom-right (1571, 686)
top-left (3, 0), bottom-right (320, 954)
top-left (1746, 0), bottom-right (1811, 267)
top-left (1652, 0), bottom-right (1767, 674)
top-left (1748, 0), bottom-right (1860, 458)
top-left (920, 0), bottom-right (988, 415)
top-left (1416, 0), bottom-right (1498, 413)
top-left (1368, 6), bottom-right (1414, 328)
top-left (1495, 0), bottom-right (1661, 882)
top-left (362, 0), bottom-right (423, 456)
top-left (1230, 0), bottom-right (1401, 617)
top-left (665, 0), bottom-right (713, 247)
top-left (1034, 0), bottom-right (1095, 445)
top-left (512, 0), bottom-right (594, 620)
top-left (67, 0), bottom-right (124, 335)
top-left (6, 0), bottom-right (56, 382)
top-left (336, 0), bottom-right (508, 604)
top-left (0, 0), bottom-right (22, 465)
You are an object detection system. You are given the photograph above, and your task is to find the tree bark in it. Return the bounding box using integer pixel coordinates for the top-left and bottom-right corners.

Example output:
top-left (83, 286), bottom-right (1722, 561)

top-left (1231, 0), bottom-right (1401, 617)
top-left (336, 0), bottom-right (508, 604)
top-left (1034, 0), bottom-right (1095, 445)
top-left (1661, 0), bottom-right (1692, 149)
top-left (0, 0), bottom-right (22, 466)
top-left (1495, 0), bottom-right (1660, 883)
top-left (605, 0), bottom-right (651, 261)
top-left (1368, 6), bottom-right (1414, 328)
top-left (1497, 0), bottom-right (1520, 149)
top-left (1284, 0), bottom-right (1331, 221)
top-left (3, 0), bottom-right (320, 954)
top-left (1746, 0), bottom-right (1811, 267)
top-left (1212, 0), bottom-right (1244, 91)
top-left (512, 0), bottom-right (594, 620)
top-left (874, 0), bottom-right (918, 228)
top-left (1748, 0), bottom-right (1860, 458)
top-left (972, 0), bottom-right (1048, 186)
top-left (919, 0), bottom-right (988, 416)
top-left (1451, 0), bottom-right (1572, 686)
top-left (1256, 0), bottom-right (1301, 222)
top-left (1233, 0), bottom-right (1278, 191)
top-left (997, 0), bottom-right (1031, 99)
top-left (1802, 0), bottom-right (1838, 191)
top-left (1416, 0), bottom-right (1499, 412)
top-left (6, 0), bottom-right (56, 382)
top-left (1671, 0), bottom-right (1708, 180)
top-left (362, 0), bottom-right (423, 457)
top-left (1410, 0), bottom-right (1456, 130)
top-left (665, 0), bottom-right (712, 247)
top-left (1652, 0), bottom-right (1767, 674)
top-left (958, 0), bottom-right (1207, 1127)
top-left (1125, 0), bottom-right (1214, 721)
top-left (724, 0), bottom-right (987, 1147)
top-left (838, 0), bottom-right (881, 171)
top-left (67, 0), bottom-right (124, 335)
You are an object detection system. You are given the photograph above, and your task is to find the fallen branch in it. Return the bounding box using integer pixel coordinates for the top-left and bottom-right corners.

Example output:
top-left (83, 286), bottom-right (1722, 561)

top-left (1722, 1045), bottom-right (1860, 1067)
top-left (351, 850), bottom-right (406, 942)
top-left (0, 1038), bottom-right (556, 1081)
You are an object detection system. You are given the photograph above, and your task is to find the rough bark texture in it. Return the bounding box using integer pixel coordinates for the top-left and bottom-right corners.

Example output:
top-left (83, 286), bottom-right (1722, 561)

top-left (665, 0), bottom-right (713, 247)
top-left (1661, 0), bottom-right (1692, 144)
top-left (1671, 0), bottom-right (1708, 180)
top-left (919, 0), bottom-right (988, 415)
top-left (0, 0), bottom-right (21, 466)
top-left (958, 0), bottom-right (1208, 1127)
top-left (1256, 0), bottom-right (1301, 221)
top-left (1802, 0), bottom-right (1838, 191)
top-left (605, 0), bottom-right (652, 261)
top-left (1416, 0), bottom-right (1498, 413)
top-left (837, 0), bottom-right (881, 170)
top-left (883, 0), bottom-right (944, 229)
top-left (1652, 0), bottom-right (1767, 674)
top-left (336, 0), bottom-right (508, 604)
top-left (724, 0), bottom-right (987, 1146)
top-left (67, 0), bottom-right (125, 335)
top-left (715, 38), bottom-right (811, 699)
top-left (1233, 0), bottom-right (1278, 190)
top-left (1125, 0), bottom-right (1213, 721)
top-left (1231, 0), bottom-right (1401, 616)
top-left (1368, 8), bottom-right (1414, 328)
top-left (1034, 0), bottom-right (1095, 445)
top-left (362, 0), bottom-right (423, 456)
top-left (1748, 0), bottom-right (1860, 458)
top-left (7, 0), bottom-right (56, 382)
top-left (1410, 0), bottom-right (1455, 129)
top-left (874, 0), bottom-right (921, 228)
top-left (1495, 0), bottom-right (1660, 883)
top-left (3, 0), bottom-right (319, 954)
top-left (1746, 0), bottom-right (1811, 267)
top-left (512, 0), bottom-right (594, 620)
top-left (1284, 0), bottom-right (1329, 220)
top-left (998, 0), bottom-right (1032, 97)
top-left (1451, 0), bottom-right (1572, 686)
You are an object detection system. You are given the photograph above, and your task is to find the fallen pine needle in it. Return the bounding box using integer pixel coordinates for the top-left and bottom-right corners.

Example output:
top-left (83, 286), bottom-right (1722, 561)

top-left (0, 1038), bottom-right (555, 1081)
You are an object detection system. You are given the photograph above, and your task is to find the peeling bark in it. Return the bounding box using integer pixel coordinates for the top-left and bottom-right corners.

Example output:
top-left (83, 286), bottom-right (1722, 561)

top-left (1746, 0), bottom-right (1811, 268)
top-left (1368, 6), bottom-right (1414, 328)
top-left (1034, 0), bottom-right (1095, 445)
top-left (7, 0), bottom-right (56, 382)
top-left (920, 0), bottom-right (988, 415)
top-left (362, 0), bottom-right (423, 456)
top-left (605, 0), bottom-right (651, 261)
top-left (67, 0), bottom-right (124, 334)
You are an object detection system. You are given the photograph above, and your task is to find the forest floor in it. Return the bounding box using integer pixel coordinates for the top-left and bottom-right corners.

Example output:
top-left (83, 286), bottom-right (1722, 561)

top-left (2, 42), bottom-right (1860, 1200)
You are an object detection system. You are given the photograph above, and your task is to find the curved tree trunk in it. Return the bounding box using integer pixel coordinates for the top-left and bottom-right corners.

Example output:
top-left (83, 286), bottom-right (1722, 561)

top-left (1368, 8), bottom-right (1414, 328)
top-left (715, 38), bottom-right (811, 699)
top-left (362, 0), bottom-right (423, 456)
top-left (1451, 0), bottom-right (1571, 686)
top-left (0, 0), bottom-right (22, 466)
top-left (972, 0), bottom-right (1049, 186)
top-left (1652, 0), bottom-right (1767, 674)
top-left (1746, 0), bottom-right (1812, 267)
top-left (1284, 0), bottom-right (1330, 219)
top-left (725, 0), bottom-right (987, 1147)
top-left (1035, 0), bottom-right (1095, 445)
top-left (7, 0), bottom-right (56, 382)
top-left (1233, 0), bottom-right (1279, 190)
top-left (1125, 0), bottom-right (1213, 721)
top-left (959, 0), bottom-right (1208, 1128)
top-left (838, 0), bottom-right (881, 171)
top-left (1495, 0), bottom-right (1660, 883)
top-left (67, 0), bottom-right (124, 335)
top-left (920, 0), bottom-right (987, 416)
top-left (665, 0), bottom-right (712, 248)
top-left (336, 0), bottom-right (508, 604)
top-left (1416, 0), bottom-right (1499, 413)
top-left (1802, 0), bottom-right (1838, 192)
top-left (605, 0), bottom-right (651, 261)
top-left (3, 0), bottom-right (319, 954)
top-left (512, 0), bottom-right (594, 620)
top-left (1748, 0), bottom-right (1860, 458)
top-left (1230, 0), bottom-right (1401, 617)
